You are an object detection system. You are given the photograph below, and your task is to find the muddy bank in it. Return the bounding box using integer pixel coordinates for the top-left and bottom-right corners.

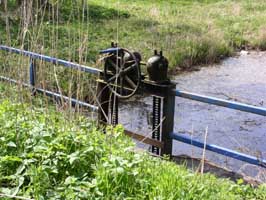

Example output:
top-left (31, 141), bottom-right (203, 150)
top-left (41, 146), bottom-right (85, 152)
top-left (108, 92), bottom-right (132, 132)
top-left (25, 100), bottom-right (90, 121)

top-left (119, 51), bottom-right (266, 182)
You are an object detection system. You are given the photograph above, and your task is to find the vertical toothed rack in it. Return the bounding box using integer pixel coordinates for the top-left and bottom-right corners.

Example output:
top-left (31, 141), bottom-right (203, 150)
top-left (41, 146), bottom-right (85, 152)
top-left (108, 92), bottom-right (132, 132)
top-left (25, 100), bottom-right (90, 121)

top-left (110, 94), bottom-right (119, 125)
top-left (152, 96), bottom-right (162, 154)
top-left (142, 80), bottom-right (176, 157)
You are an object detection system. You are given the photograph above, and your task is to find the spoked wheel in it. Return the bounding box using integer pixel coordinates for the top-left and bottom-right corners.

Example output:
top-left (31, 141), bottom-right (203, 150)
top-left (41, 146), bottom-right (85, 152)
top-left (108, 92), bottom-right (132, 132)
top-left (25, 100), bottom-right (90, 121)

top-left (103, 48), bottom-right (141, 99)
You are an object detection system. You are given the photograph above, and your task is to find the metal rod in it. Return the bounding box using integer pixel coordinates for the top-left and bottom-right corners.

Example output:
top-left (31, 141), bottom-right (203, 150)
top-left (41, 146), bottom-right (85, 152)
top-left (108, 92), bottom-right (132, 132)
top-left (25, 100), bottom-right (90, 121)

top-left (0, 45), bottom-right (102, 75)
top-left (174, 90), bottom-right (266, 116)
top-left (29, 58), bottom-right (35, 86)
top-left (29, 58), bottom-right (36, 95)
top-left (0, 75), bottom-right (98, 111)
top-left (170, 132), bottom-right (266, 168)
top-left (110, 94), bottom-right (119, 125)
top-left (99, 47), bottom-right (121, 54)
top-left (35, 88), bottom-right (98, 111)
top-left (124, 129), bottom-right (164, 149)
top-left (96, 80), bottom-right (111, 124)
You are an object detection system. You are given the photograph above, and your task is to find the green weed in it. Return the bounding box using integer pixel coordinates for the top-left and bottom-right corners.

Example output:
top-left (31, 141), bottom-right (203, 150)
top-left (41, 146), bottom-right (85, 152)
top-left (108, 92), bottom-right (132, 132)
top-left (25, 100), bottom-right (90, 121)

top-left (0, 90), bottom-right (265, 199)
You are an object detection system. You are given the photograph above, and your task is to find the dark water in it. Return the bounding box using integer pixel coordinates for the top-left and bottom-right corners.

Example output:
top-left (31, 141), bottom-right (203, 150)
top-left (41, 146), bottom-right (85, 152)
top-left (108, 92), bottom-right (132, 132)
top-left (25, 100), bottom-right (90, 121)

top-left (119, 51), bottom-right (266, 181)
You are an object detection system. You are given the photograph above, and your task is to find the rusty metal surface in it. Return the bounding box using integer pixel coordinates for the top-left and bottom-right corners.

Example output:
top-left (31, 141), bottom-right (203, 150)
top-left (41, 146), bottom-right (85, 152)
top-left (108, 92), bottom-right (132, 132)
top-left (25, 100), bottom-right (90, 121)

top-left (124, 129), bottom-right (164, 149)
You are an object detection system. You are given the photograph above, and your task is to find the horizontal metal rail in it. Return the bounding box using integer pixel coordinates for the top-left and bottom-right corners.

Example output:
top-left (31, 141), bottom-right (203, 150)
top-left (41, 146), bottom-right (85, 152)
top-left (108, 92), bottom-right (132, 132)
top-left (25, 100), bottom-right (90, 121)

top-left (173, 90), bottom-right (266, 167)
top-left (99, 47), bottom-right (121, 54)
top-left (0, 45), bottom-right (102, 75)
top-left (0, 76), bottom-right (98, 111)
top-left (170, 132), bottom-right (266, 168)
top-left (174, 90), bottom-right (266, 116)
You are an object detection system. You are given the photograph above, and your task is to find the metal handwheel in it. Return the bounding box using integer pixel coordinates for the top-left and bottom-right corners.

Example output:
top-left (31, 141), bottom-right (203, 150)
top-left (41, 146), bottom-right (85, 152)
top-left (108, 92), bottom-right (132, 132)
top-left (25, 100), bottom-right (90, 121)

top-left (102, 47), bottom-right (141, 99)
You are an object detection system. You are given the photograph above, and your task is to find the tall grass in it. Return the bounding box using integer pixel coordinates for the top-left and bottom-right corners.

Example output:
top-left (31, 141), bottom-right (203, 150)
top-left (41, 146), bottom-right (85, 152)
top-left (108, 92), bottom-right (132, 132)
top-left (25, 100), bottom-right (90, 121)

top-left (2, 0), bottom-right (266, 72)
top-left (1, 0), bottom-right (266, 104)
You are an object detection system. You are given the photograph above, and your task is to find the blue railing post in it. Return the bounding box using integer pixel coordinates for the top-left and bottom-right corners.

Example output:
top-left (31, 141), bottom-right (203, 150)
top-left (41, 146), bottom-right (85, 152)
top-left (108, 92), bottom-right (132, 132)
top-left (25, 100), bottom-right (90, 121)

top-left (0, 46), bottom-right (99, 111)
top-left (29, 58), bottom-right (36, 95)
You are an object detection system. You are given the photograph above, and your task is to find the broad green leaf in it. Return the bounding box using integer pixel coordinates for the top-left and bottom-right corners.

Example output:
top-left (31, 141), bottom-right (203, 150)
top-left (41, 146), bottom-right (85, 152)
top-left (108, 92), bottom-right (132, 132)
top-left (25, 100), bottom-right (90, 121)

top-left (7, 141), bottom-right (16, 148)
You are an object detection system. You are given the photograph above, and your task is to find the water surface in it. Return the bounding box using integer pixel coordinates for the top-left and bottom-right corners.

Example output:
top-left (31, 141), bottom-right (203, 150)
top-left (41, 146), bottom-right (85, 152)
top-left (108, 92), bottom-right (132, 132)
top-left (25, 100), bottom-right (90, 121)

top-left (119, 52), bottom-right (266, 180)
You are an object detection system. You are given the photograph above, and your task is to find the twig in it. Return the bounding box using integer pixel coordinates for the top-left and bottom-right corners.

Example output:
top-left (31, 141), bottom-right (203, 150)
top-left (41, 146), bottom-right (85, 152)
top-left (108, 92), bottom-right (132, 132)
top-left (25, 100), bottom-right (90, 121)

top-left (201, 126), bottom-right (208, 174)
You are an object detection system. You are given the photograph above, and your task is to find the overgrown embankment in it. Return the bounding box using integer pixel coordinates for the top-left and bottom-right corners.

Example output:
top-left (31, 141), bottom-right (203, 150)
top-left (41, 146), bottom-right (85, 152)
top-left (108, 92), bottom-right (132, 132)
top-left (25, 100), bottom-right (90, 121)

top-left (1, 0), bottom-right (266, 72)
top-left (0, 84), bottom-right (266, 199)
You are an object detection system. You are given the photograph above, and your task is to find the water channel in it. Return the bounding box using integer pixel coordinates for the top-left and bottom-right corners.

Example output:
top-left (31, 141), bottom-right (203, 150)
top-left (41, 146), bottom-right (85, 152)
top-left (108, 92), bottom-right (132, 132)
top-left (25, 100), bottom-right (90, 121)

top-left (119, 51), bottom-right (266, 181)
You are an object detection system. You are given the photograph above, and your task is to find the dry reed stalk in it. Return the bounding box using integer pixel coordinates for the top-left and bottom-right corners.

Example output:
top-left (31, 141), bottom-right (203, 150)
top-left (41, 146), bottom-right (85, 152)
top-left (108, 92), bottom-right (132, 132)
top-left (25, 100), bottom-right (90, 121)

top-left (3, 0), bottom-right (11, 45)
top-left (200, 126), bottom-right (208, 174)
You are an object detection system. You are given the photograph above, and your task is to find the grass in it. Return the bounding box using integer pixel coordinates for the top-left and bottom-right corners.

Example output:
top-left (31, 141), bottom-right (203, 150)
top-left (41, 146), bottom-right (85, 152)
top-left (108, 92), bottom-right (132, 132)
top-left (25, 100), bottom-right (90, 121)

top-left (0, 83), bottom-right (265, 199)
top-left (2, 0), bottom-right (266, 72)
top-left (1, 2), bottom-right (266, 199)
top-left (1, 0), bottom-right (265, 98)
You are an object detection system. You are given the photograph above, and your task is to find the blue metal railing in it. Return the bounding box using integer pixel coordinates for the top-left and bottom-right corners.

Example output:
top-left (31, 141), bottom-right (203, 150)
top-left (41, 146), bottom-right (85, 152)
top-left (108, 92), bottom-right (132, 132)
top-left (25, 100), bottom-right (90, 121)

top-left (0, 76), bottom-right (98, 111)
top-left (0, 45), bottom-right (265, 168)
top-left (0, 45), bottom-right (101, 75)
top-left (174, 90), bottom-right (266, 116)
top-left (172, 89), bottom-right (266, 167)
top-left (0, 45), bottom-right (100, 111)
top-left (170, 133), bottom-right (266, 167)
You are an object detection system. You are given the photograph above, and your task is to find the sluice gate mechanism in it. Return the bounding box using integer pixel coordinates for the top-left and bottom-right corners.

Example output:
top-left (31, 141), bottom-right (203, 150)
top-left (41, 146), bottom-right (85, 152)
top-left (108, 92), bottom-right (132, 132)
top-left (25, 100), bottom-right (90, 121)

top-left (97, 43), bottom-right (176, 155)
top-left (0, 43), bottom-right (265, 167)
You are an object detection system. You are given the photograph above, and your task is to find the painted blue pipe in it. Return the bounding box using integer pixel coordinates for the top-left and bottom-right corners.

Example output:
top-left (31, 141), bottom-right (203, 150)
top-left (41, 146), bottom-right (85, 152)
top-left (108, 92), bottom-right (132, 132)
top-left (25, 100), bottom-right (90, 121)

top-left (99, 47), bottom-right (121, 54)
top-left (29, 58), bottom-right (36, 96)
top-left (0, 45), bottom-right (102, 75)
top-left (0, 75), bottom-right (98, 111)
top-left (174, 90), bottom-right (266, 116)
top-left (170, 132), bottom-right (266, 168)
top-left (29, 58), bottom-right (35, 86)
top-left (35, 87), bottom-right (98, 111)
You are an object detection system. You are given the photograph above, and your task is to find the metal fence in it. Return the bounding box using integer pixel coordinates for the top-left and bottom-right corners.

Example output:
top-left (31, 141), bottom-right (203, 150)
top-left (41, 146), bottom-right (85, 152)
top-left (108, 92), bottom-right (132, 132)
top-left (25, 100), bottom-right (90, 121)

top-left (172, 90), bottom-right (266, 167)
top-left (0, 45), bottom-right (99, 111)
top-left (0, 45), bottom-right (265, 168)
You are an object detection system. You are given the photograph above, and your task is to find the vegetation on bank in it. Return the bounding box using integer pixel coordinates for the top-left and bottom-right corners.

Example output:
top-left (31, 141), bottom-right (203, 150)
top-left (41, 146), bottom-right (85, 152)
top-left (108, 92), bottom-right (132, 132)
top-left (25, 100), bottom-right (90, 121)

top-left (1, 1), bottom-right (266, 199)
top-left (1, 0), bottom-right (266, 72)
top-left (0, 84), bottom-right (265, 199)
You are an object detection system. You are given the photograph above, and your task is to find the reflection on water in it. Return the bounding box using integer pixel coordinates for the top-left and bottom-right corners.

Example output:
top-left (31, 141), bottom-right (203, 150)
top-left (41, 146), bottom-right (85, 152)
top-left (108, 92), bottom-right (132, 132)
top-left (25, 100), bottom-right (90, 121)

top-left (119, 52), bottom-right (266, 181)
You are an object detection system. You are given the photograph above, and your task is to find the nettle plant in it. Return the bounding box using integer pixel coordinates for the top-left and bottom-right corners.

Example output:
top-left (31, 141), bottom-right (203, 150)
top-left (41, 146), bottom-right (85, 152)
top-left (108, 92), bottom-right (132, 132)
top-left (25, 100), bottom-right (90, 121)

top-left (0, 100), bottom-right (130, 198)
top-left (0, 100), bottom-right (159, 199)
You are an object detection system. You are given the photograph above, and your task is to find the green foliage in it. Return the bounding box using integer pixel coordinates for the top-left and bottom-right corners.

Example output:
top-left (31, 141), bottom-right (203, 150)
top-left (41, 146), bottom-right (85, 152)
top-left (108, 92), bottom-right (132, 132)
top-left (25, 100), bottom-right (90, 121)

top-left (2, 0), bottom-right (266, 72)
top-left (0, 99), bottom-right (265, 199)
top-left (57, 1), bottom-right (130, 22)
